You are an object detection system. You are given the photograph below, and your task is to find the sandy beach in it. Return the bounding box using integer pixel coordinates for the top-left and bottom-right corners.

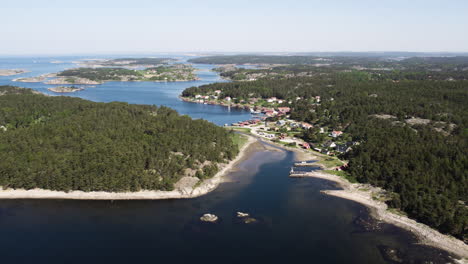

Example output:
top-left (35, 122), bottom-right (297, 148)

top-left (291, 168), bottom-right (468, 259)
top-left (217, 132), bottom-right (468, 259)
top-left (0, 135), bottom-right (256, 200)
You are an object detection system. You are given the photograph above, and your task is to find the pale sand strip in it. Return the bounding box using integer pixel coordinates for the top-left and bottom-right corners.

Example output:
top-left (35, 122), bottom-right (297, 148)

top-left (297, 170), bottom-right (468, 259)
top-left (0, 135), bottom-right (256, 200)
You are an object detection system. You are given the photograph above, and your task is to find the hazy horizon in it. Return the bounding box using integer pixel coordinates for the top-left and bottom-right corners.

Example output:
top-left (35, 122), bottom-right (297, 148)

top-left (2, 0), bottom-right (468, 55)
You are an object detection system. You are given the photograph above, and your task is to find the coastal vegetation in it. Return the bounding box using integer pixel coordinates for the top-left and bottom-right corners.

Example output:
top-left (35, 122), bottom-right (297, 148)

top-left (78, 57), bottom-right (176, 67)
top-left (188, 55), bottom-right (328, 65)
top-left (56, 65), bottom-right (198, 83)
top-left (181, 56), bottom-right (468, 240)
top-left (0, 86), bottom-right (240, 192)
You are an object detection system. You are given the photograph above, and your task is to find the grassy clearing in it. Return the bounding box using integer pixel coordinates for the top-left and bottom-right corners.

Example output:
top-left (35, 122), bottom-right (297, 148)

top-left (323, 169), bottom-right (358, 183)
top-left (229, 127), bottom-right (252, 133)
top-left (231, 133), bottom-right (249, 149)
top-left (319, 157), bottom-right (344, 168)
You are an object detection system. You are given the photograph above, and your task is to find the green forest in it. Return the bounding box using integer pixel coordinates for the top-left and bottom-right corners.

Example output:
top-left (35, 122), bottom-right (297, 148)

top-left (182, 59), bottom-right (468, 240)
top-left (0, 86), bottom-right (239, 192)
top-left (57, 65), bottom-right (197, 82)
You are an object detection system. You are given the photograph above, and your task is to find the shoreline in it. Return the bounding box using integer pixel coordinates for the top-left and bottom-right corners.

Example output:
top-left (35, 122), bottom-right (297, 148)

top-left (291, 167), bottom-right (468, 259)
top-left (0, 135), bottom-right (256, 200)
top-left (246, 134), bottom-right (468, 259)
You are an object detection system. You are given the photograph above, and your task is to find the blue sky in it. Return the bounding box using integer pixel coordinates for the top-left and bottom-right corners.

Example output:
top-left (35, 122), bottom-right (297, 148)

top-left (1, 0), bottom-right (468, 54)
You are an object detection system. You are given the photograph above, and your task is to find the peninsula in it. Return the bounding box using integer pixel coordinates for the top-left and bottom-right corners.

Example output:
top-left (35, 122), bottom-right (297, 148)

top-left (0, 85), bottom-right (251, 198)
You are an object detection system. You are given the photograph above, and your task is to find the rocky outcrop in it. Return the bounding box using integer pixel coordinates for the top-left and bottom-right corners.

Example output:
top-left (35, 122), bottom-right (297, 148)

top-left (200, 214), bottom-right (218, 222)
top-left (47, 86), bottom-right (84, 93)
top-left (45, 77), bottom-right (101, 85)
top-left (0, 69), bottom-right (28, 76)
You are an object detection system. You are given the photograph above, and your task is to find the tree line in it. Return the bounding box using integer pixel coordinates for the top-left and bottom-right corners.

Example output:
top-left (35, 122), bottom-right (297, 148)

top-left (0, 86), bottom-right (239, 192)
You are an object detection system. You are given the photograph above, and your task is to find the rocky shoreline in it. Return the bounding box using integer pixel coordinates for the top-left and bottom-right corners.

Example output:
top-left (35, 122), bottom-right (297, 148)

top-left (47, 86), bottom-right (84, 93)
top-left (0, 69), bottom-right (29, 76)
top-left (0, 135), bottom-right (256, 200)
top-left (290, 165), bottom-right (468, 259)
top-left (246, 134), bottom-right (468, 260)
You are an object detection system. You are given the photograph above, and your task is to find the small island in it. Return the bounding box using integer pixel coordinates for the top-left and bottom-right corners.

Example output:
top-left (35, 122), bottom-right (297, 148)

top-left (77, 57), bottom-right (177, 68)
top-left (14, 64), bottom-right (199, 85)
top-left (0, 69), bottom-right (29, 76)
top-left (47, 86), bottom-right (84, 93)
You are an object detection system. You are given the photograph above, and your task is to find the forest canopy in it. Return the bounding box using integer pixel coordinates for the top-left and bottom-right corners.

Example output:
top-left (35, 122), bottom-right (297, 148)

top-left (182, 59), bottom-right (468, 240)
top-left (0, 86), bottom-right (239, 192)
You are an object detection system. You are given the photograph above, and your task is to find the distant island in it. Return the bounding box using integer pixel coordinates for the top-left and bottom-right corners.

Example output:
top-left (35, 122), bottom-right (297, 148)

top-left (188, 55), bottom-right (329, 65)
top-left (14, 64), bottom-right (199, 85)
top-left (0, 69), bottom-right (29, 76)
top-left (77, 57), bottom-right (177, 68)
top-left (0, 85), bottom-right (251, 196)
top-left (47, 86), bottom-right (84, 93)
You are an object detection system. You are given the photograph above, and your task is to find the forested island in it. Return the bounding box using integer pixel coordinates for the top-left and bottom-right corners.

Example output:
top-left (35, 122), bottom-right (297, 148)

top-left (77, 57), bottom-right (177, 67)
top-left (15, 64), bottom-right (199, 85)
top-left (182, 56), bottom-right (468, 241)
top-left (0, 85), bottom-right (241, 192)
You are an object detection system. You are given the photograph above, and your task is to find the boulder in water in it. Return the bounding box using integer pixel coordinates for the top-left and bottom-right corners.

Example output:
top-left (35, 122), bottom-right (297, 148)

top-left (200, 214), bottom-right (218, 222)
top-left (237, 212), bottom-right (249, 218)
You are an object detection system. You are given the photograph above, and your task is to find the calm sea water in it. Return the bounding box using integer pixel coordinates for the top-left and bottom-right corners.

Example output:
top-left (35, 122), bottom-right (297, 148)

top-left (0, 56), bottom-right (456, 263)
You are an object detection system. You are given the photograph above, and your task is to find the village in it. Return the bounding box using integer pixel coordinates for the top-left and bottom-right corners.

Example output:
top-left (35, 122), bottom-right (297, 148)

top-left (182, 92), bottom-right (358, 170)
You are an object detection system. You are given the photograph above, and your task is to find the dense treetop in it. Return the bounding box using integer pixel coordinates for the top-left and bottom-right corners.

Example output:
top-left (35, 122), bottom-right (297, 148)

top-left (0, 86), bottom-right (239, 192)
top-left (182, 58), bottom-right (468, 240)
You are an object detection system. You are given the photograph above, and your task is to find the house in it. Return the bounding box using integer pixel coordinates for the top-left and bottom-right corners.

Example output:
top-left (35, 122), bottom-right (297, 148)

top-left (315, 96), bottom-right (321, 102)
top-left (195, 94), bottom-right (202, 99)
top-left (319, 127), bottom-right (325, 133)
top-left (277, 107), bottom-right (291, 114)
top-left (321, 149), bottom-right (331, 155)
top-left (301, 122), bottom-right (313, 129)
top-left (301, 142), bottom-right (311, 149)
top-left (331, 130), bottom-right (343, 138)
top-left (323, 141), bottom-right (336, 148)
top-left (336, 144), bottom-right (352, 153)
top-left (225, 96), bottom-right (232, 101)
top-left (214, 90), bottom-right (222, 95)
top-left (277, 100), bottom-right (284, 104)
top-left (267, 97), bottom-right (277, 103)
top-left (276, 120), bottom-right (286, 126)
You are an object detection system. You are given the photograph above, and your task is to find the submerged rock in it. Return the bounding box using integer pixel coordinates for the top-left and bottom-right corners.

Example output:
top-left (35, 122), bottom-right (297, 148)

top-left (242, 217), bottom-right (257, 224)
top-left (200, 214), bottom-right (218, 222)
top-left (236, 212), bottom-right (257, 224)
top-left (237, 212), bottom-right (249, 218)
top-left (378, 245), bottom-right (403, 263)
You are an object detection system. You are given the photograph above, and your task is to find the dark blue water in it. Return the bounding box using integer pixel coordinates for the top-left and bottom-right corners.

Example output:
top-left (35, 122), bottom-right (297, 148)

top-left (0, 56), bottom-right (457, 263)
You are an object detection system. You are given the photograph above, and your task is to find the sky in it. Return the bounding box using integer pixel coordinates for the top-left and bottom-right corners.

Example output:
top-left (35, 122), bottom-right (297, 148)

top-left (1, 0), bottom-right (468, 55)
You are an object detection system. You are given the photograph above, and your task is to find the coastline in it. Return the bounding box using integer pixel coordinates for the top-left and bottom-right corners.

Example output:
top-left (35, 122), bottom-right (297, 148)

top-left (290, 159), bottom-right (468, 259)
top-left (246, 134), bottom-right (468, 259)
top-left (0, 135), bottom-right (256, 200)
